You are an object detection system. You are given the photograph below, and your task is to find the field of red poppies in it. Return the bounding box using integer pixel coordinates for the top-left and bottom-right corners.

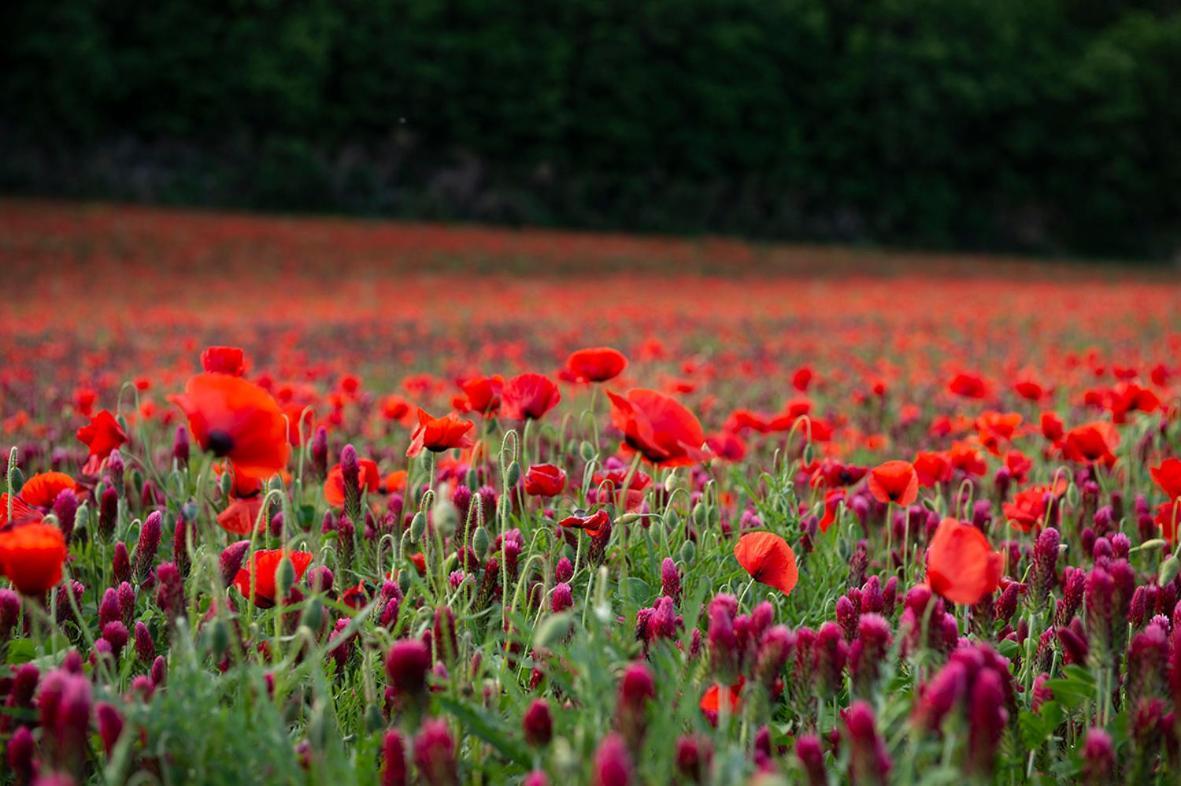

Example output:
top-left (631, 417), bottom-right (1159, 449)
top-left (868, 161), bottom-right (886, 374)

top-left (2, 201), bottom-right (1181, 785)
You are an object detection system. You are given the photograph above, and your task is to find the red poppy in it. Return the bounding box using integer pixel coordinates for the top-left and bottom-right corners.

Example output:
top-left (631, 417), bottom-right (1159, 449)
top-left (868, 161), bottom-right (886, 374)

top-left (1150, 458), bottom-right (1181, 500)
top-left (1155, 501), bottom-right (1180, 544)
top-left (409, 552), bottom-right (427, 576)
top-left (1003, 451), bottom-right (1033, 483)
top-left (563, 347), bottom-right (628, 383)
top-left (558, 509), bottom-right (611, 539)
top-left (947, 441), bottom-right (987, 476)
top-left (201, 346), bottom-right (246, 376)
top-left (0, 521), bottom-right (68, 595)
top-left (948, 372), bottom-right (989, 399)
top-left (606, 389), bottom-right (706, 467)
top-left (171, 373), bottom-right (290, 481)
top-left (733, 531), bottom-right (798, 595)
top-left (700, 678), bottom-right (744, 715)
top-left (459, 375), bottom-right (504, 417)
top-left (818, 489), bottom-right (845, 533)
top-left (323, 458), bottom-right (381, 507)
top-left (381, 395), bottom-right (414, 423)
top-left (16, 472), bottom-right (79, 509)
top-left (76, 410), bottom-right (128, 473)
top-left (925, 518), bottom-right (1002, 605)
top-left (406, 409), bottom-right (476, 458)
top-left (1003, 486), bottom-right (1055, 532)
top-left (216, 494), bottom-right (265, 535)
top-left (806, 459), bottom-right (867, 489)
top-left (975, 411), bottom-right (1022, 455)
top-left (1013, 378), bottom-right (1045, 402)
top-left (383, 470), bottom-right (408, 494)
top-left (913, 451), bottom-right (952, 487)
top-left (706, 432), bottom-right (746, 463)
top-left (1062, 421), bottom-right (1119, 467)
top-left (0, 494), bottom-right (41, 529)
top-left (501, 373), bottom-right (561, 421)
top-left (523, 464), bottom-right (567, 497)
top-left (867, 460), bottom-right (919, 506)
top-left (233, 549), bottom-right (313, 607)
top-left (1040, 412), bottom-right (1064, 444)
top-left (1110, 382), bottom-right (1160, 424)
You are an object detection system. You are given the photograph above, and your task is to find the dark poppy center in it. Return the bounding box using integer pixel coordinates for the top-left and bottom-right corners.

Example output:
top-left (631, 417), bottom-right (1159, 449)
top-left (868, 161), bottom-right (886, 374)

top-left (207, 429), bottom-right (235, 456)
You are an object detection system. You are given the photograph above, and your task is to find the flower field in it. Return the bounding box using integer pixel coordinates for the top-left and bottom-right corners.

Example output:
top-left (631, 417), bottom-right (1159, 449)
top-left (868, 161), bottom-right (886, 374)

top-left (2, 201), bottom-right (1181, 785)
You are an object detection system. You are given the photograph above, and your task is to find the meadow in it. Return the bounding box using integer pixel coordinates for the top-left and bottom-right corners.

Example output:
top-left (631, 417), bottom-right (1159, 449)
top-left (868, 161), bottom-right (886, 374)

top-left (2, 201), bottom-right (1181, 785)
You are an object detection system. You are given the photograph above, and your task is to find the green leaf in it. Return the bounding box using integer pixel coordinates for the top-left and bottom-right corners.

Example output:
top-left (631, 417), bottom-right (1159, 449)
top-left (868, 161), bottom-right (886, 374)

top-left (437, 696), bottom-right (530, 767)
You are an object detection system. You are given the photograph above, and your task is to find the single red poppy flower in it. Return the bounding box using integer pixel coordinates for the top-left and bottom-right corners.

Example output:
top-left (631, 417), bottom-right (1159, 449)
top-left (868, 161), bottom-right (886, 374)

top-left (409, 552), bottom-right (427, 576)
top-left (1003, 486), bottom-right (1050, 532)
top-left (323, 458), bottom-right (381, 507)
top-left (564, 347), bottom-right (628, 383)
top-left (867, 460), bottom-right (919, 507)
top-left (171, 373), bottom-right (290, 481)
top-left (1013, 379), bottom-right (1045, 402)
top-left (1040, 412), bottom-right (1064, 443)
top-left (1155, 501), bottom-right (1180, 544)
top-left (0, 521), bottom-right (67, 595)
top-left (76, 410), bottom-right (128, 472)
top-left (912, 451), bottom-right (952, 487)
top-left (406, 409), bottom-right (476, 458)
top-left (1150, 458), bottom-right (1181, 500)
top-left (201, 346), bottom-right (246, 376)
top-left (501, 373), bottom-right (561, 421)
top-left (381, 395), bottom-right (414, 423)
top-left (700, 677), bottom-right (744, 716)
top-left (706, 432), bottom-right (746, 463)
top-left (523, 464), bottom-right (567, 497)
top-left (948, 442), bottom-right (987, 476)
top-left (1110, 382), bottom-right (1160, 424)
top-left (216, 494), bottom-right (264, 536)
top-left (16, 472), bottom-right (79, 509)
top-left (1062, 421), bottom-right (1119, 467)
top-left (948, 372), bottom-right (989, 399)
top-left (459, 375), bottom-right (505, 416)
top-left (0, 494), bottom-right (40, 529)
top-left (925, 518), bottom-right (1002, 605)
top-left (233, 549), bottom-right (313, 607)
top-left (606, 389), bottom-right (706, 467)
top-left (734, 531), bottom-right (798, 595)
top-left (558, 509), bottom-right (611, 539)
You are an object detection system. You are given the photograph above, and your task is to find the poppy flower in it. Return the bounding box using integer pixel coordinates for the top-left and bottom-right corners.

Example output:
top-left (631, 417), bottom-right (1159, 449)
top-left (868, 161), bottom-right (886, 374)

top-left (606, 389), bottom-right (706, 467)
top-left (1040, 412), bottom-right (1064, 444)
top-left (233, 549), bottom-right (313, 607)
top-left (382, 470), bottom-right (408, 494)
top-left (216, 495), bottom-right (265, 536)
top-left (523, 464), bottom-right (567, 497)
top-left (76, 410), bottom-right (128, 473)
top-left (947, 441), bottom-right (987, 476)
top-left (1003, 486), bottom-right (1052, 532)
top-left (1062, 421), bottom-right (1119, 467)
top-left (1110, 383), bottom-right (1160, 424)
top-left (1155, 501), bottom-right (1180, 544)
top-left (806, 459), bottom-right (867, 489)
top-left (381, 395), bottom-right (414, 423)
top-left (818, 489), bottom-right (845, 533)
top-left (558, 510), bottom-right (611, 539)
top-left (1150, 458), bottom-right (1181, 501)
top-left (975, 411), bottom-right (1022, 455)
top-left (733, 532), bottom-right (798, 595)
top-left (700, 678), bottom-right (744, 716)
top-left (563, 347), bottom-right (628, 383)
top-left (0, 521), bottom-right (68, 595)
top-left (0, 494), bottom-right (40, 529)
top-left (323, 458), bottom-right (381, 507)
top-left (867, 461), bottom-right (919, 506)
top-left (459, 375), bottom-right (504, 416)
top-left (925, 518), bottom-right (1002, 605)
top-left (501, 373), bottom-right (561, 421)
top-left (913, 452), bottom-right (952, 487)
top-left (948, 372), bottom-right (989, 399)
top-left (12, 472), bottom-right (78, 509)
top-left (1012, 378), bottom-right (1045, 402)
top-left (1003, 450), bottom-right (1032, 483)
top-left (171, 373), bottom-right (290, 481)
top-left (406, 409), bottom-right (476, 458)
top-left (200, 346), bottom-right (246, 376)
top-left (706, 432), bottom-right (746, 463)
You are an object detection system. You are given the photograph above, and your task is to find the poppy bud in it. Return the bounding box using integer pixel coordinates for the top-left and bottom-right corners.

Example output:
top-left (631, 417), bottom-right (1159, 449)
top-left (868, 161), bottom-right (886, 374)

top-left (134, 621), bottom-right (155, 662)
top-left (413, 719), bottom-right (459, 786)
top-left (523, 699), bottom-right (553, 747)
top-left (385, 639), bottom-right (431, 697)
top-left (844, 700), bottom-right (890, 786)
top-left (410, 511), bottom-right (426, 542)
top-left (220, 541), bottom-right (250, 587)
top-left (381, 729), bottom-right (407, 786)
top-left (661, 557), bottom-right (681, 600)
top-left (593, 732), bottom-right (634, 786)
top-left (1081, 727), bottom-right (1115, 785)
top-left (680, 539), bottom-right (697, 564)
top-left (795, 733), bottom-right (826, 786)
top-left (53, 488), bottom-right (78, 543)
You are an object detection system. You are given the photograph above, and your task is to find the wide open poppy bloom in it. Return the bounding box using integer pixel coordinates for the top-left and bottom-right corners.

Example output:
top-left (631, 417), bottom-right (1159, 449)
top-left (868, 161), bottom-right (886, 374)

top-left (867, 461), bottom-right (919, 506)
top-left (12, 472), bottom-right (79, 509)
top-left (913, 451), bottom-right (952, 487)
top-left (563, 347), bottom-right (627, 383)
top-left (975, 411), bottom-right (1022, 455)
top-left (201, 346), bottom-right (246, 376)
top-left (406, 409), bottom-right (475, 458)
top-left (233, 548), bottom-right (314, 607)
top-left (459, 375), bottom-right (504, 417)
top-left (558, 509), bottom-right (610, 539)
top-left (1062, 421), bottom-right (1119, 467)
top-left (323, 458), bottom-right (381, 507)
top-left (171, 373), bottom-right (290, 481)
top-left (606, 389), bottom-right (706, 467)
top-left (1003, 481), bottom-right (1065, 532)
top-left (501, 373), bottom-right (561, 421)
top-left (0, 521), bottom-right (68, 595)
top-left (1110, 382), bottom-right (1160, 424)
top-left (523, 464), bottom-right (567, 497)
top-left (1150, 458), bottom-right (1181, 500)
top-left (925, 518), bottom-right (1002, 605)
top-left (76, 410), bottom-right (128, 473)
top-left (734, 532), bottom-right (798, 595)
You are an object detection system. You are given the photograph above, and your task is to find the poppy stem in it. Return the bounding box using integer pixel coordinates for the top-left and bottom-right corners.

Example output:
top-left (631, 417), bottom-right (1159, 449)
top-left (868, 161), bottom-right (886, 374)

top-left (886, 501), bottom-right (894, 574)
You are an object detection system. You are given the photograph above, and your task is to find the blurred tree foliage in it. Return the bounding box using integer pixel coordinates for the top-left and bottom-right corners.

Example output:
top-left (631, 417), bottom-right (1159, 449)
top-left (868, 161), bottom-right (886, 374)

top-left (1, 0), bottom-right (1179, 257)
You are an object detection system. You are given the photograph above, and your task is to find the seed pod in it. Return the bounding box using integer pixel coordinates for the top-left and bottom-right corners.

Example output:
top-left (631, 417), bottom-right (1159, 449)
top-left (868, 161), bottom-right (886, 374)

top-left (506, 461), bottom-right (521, 488)
top-left (680, 539), bottom-right (697, 564)
top-left (410, 511), bottom-right (427, 542)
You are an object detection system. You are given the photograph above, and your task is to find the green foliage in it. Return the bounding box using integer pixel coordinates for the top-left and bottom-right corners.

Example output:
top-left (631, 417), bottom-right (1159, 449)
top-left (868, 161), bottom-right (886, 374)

top-left (1, 0), bottom-right (1180, 255)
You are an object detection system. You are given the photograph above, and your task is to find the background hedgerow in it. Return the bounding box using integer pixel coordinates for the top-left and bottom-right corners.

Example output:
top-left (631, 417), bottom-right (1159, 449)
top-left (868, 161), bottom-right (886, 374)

top-left (1, 206), bottom-right (1181, 785)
